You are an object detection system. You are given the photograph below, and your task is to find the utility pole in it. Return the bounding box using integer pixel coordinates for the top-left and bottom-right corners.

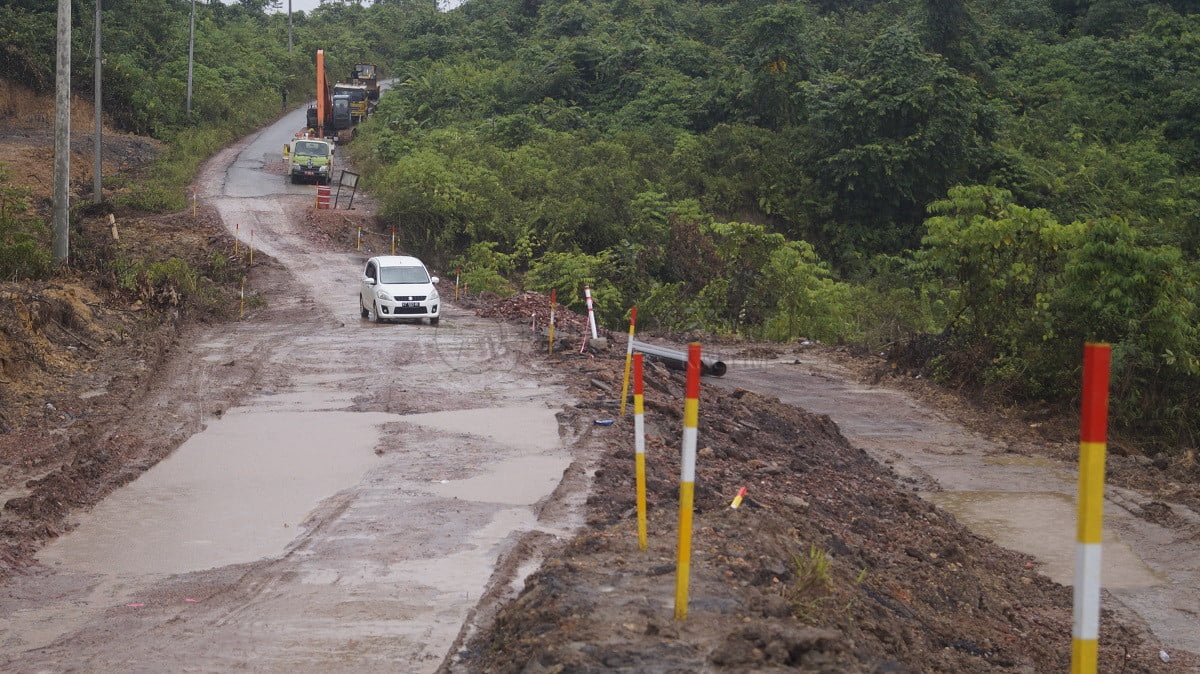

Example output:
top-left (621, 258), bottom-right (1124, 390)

top-left (186, 0), bottom-right (195, 119)
top-left (93, 0), bottom-right (102, 204)
top-left (53, 0), bottom-right (71, 263)
top-left (288, 0), bottom-right (293, 54)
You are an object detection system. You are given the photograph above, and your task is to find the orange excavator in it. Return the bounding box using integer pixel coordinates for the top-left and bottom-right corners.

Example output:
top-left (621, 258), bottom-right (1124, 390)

top-left (305, 49), bottom-right (354, 141)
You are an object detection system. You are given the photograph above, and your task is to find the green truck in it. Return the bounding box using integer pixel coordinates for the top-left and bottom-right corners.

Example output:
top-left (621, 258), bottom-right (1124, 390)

top-left (283, 137), bottom-right (334, 184)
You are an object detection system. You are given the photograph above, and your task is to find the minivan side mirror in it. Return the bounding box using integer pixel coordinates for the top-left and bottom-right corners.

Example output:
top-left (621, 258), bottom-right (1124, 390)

top-left (430, 276), bottom-right (440, 285)
top-left (363, 276), bottom-right (376, 285)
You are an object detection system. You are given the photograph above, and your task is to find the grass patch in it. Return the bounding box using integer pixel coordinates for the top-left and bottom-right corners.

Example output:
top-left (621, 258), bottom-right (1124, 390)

top-left (117, 126), bottom-right (235, 212)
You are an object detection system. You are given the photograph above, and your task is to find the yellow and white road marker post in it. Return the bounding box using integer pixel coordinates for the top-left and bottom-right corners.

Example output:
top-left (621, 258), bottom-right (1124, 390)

top-left (192, 187), bottom-right (197, 217)
top-left (455, 268), bottom-right (461, 301)
top-left (249, 230), bottom-right (254, 265)
top-left (619, 306), bottom-right (638, 416)
top-left (391, 226), bottom-right (396, 255)
top-left (1072, 342), bottom-right (1111, 674)
top-left (730, 486), bottom-right (747, 509)
top-left (633, 352), bottom-right (647, 550)
top-left (357, 226), bottom-right (362, 251)
top-left (234, 223), bottom-right (240, 255)
top-left (674, 343), bottom-right (702, 620)
top-left (548, 289), bottom-right (557, 355)
top-left (239, 276), bottom-right (245, 319)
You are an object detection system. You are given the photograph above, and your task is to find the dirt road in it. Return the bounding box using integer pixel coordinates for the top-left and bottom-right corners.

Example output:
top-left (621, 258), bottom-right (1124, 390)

top-left (0, 111), bottom-right (584, 671)
top-left (716, 352), bottom-right (1200, 661)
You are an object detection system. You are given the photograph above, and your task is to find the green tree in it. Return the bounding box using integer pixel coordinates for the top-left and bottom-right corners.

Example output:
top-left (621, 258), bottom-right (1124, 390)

top-left (1051, 217), bottom-right (1200, 446)
top-left (802, 26), bottom-right (996, 260)
top-left (912, 185), bottom-right (1084, 393)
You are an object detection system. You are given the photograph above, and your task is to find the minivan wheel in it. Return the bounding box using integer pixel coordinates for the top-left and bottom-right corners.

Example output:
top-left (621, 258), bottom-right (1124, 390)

top-left (429, 316), bottom-right (439, 326)
top-left (373, 301), bottom-right (384, 323)
top-left (360, 297), bottom-right (369, 319)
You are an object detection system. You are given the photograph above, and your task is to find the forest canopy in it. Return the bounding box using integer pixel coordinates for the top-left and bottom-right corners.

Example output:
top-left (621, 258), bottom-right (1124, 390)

top-left (3, 0), bottom-right (1198, 449)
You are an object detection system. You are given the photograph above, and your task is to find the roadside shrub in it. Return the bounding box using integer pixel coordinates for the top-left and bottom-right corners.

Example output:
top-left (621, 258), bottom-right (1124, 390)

top-left (637, 281), bottom-right (700, 332)
top-left (451, 241), bottom-right (516, 296)
top-left (525, 250), bottom-right (624, 325)
top-left (909, 185), bottom-right (1083, 393)
top-left (119, 127), bottom-right (228, 213)
top-left (109, 254), bottom-right (218, 309)
top-left (1050, 218), bottom-right (1200, 448)
top-left (0, 168), bottom-right (52, 280)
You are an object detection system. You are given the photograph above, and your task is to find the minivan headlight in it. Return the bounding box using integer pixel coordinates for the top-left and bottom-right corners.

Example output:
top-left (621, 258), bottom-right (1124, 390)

top-left (428, 287), bottom-right (439, 301)
top-left (376, 289), bottom-right (390, 300)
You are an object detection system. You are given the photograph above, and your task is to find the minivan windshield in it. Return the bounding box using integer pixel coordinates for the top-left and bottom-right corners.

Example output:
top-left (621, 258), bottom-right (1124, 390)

top-left (379, 266), bottom-right (430, 284)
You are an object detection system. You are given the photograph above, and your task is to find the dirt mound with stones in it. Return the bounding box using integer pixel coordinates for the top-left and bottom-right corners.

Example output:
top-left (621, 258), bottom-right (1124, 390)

top-left (455, 317), bottom-right (1177, 671)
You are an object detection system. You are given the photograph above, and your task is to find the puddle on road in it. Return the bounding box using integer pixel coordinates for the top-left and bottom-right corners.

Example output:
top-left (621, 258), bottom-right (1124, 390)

top-left (928, 491), bottom-right (1163, 588)
top-left (38, 408), bottom-right (395, 576)
top-left (984, 454), bottom-right (1062, 469)
top-left (400, 406), bottom-right (561, 452)
top-left (404, 405), bottom-right (568, 504)
top-left (429, 454), bottom-right (570, 505)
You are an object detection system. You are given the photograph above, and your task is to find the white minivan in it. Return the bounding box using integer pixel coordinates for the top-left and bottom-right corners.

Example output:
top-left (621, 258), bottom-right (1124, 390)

top-left (359, 255), bottom-right (440, 324)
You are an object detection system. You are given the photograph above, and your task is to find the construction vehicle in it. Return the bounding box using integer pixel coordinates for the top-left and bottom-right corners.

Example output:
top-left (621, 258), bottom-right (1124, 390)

top-left (333, 82), bottom-right (371, 123)
top-left (282, 135), bottom-right (334, 185)
top-left (307, 49), bottom-right (335, 141)
top-left (303, 49), bottom-right (358, 144)
top-left (332, 94), bottom-right (354, 142)
top-left (351, 63), bottom-right (380, 101)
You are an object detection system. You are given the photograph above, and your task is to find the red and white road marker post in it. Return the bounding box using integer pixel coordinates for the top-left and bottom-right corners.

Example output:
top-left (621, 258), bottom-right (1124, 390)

top-left (619, 306), bottom-right (638, 416)
top-left (1072, 342), bottom-right (1111, 674)
top-left (633, 352), bottom-right (647, 550)
top-left (548, 289), bottom-right (557, 355)
top-left (584, 285), bottom-right (598, 339)
top-left (674, 343), bottom-right (702, 620)
top-left (455, 268), bottom-right (461, 301)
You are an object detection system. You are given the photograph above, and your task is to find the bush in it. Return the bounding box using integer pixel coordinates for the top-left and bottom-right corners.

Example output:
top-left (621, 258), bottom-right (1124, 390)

top-left (525, 250), bottom-right (624, 325)
top-left (451, 242), bottom-right (516, 296)
top-left (0, 169), bottom-right (52, 280)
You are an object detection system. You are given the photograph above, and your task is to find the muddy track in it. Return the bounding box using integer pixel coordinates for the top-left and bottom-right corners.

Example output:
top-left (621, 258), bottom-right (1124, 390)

top-left (0, 110), bottom-right (587, 671)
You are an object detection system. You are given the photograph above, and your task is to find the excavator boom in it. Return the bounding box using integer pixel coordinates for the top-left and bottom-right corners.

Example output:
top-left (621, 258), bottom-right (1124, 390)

top-left (316, 49), bottom-right (332, 138)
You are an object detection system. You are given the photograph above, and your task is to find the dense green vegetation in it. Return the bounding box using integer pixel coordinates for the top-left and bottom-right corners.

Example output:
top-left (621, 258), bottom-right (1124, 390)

top-left (2, 0), bottom-right (1197, 449)
top-left (347, 0), bottom-right (1199, 449)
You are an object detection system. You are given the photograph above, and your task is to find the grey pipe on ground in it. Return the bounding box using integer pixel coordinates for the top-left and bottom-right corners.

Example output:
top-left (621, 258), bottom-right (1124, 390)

top-left (631, 339), bottom-right (727, 377)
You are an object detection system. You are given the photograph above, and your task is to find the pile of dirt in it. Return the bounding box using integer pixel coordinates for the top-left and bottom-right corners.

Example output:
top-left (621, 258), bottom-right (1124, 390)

top-left (455, 331), bottom-right (1179, 671)
top-left (301, 204), bottom-right (379, 252)
top-left (477, 291), bottom-right (600, 341)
